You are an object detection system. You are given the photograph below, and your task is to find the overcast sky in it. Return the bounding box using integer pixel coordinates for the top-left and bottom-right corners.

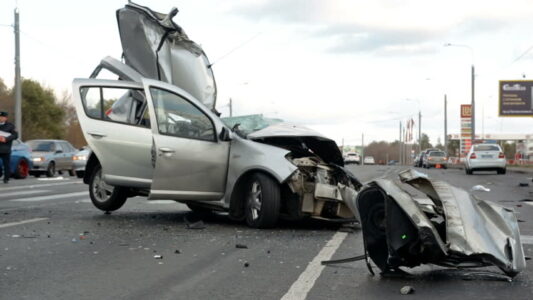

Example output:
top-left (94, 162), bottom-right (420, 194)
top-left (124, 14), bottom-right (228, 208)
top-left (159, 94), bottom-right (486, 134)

top-left (1, 0), bottom-right (533, 146)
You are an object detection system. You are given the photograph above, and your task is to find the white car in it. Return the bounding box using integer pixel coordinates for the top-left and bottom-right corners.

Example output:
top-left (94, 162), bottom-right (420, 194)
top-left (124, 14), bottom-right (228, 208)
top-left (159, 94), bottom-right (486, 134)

top-left (344, 152), bottom-right (360, 164)
top-left (363, 156), bottom-right (375, 165)
top-left (464, 144), bottom-right (506, 175)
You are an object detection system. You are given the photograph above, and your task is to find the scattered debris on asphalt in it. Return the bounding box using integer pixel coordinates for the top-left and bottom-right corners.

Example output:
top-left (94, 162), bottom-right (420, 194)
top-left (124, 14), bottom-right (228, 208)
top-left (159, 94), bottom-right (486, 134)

top-left (236, 244), bottom-right (248, 249)
top-left (154, 255), bottom-right (163, 259)
top-left (400, 286), bottom-right (415, 295)
top-left (471, 185), bottom-right (491, 192)
top-left (174, 250), bottom-right (181, 254)
top-left (519, 182), bottom-right (530, 187)
top-left (11, 235), bottom-right (20, 238)
top-left (244, 262), bottom-right (250, 267)
top-left (184, 215), bottom-right (206, 230)
top-left (519, 199), bottom-right (533, 202)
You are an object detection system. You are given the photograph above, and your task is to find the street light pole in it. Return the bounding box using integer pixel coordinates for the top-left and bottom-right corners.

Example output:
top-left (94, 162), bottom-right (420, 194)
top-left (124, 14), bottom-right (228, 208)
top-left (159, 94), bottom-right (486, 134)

top-left (444, 43), bottom-right (475, 147)
top-left (14, 8), bottom-right (22, 139)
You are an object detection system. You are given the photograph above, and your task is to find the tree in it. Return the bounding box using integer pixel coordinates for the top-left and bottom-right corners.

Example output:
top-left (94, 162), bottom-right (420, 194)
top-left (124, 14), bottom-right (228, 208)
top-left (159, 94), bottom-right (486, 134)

top-left (420, 133), bottom-right (432, 150)
top-left (58, 91), bottom-right (87, 148)
top-left (20, 79), bottom-right (66, 140)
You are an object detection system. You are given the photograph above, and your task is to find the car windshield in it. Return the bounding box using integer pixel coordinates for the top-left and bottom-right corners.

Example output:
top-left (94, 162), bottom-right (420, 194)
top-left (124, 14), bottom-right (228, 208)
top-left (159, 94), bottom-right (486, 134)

top-left (429, 151), bottom-right (445, 157)
top-left (27, 141), bottom-right (54, 152)
top-left (474, 145), bottom-right (500, 151)
top-left (221, 114), bottom-right (284, 136)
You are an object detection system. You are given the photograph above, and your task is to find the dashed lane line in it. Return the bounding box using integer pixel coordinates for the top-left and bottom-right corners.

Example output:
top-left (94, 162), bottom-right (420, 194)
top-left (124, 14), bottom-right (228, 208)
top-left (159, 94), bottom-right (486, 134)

top-left (9, 191), bottom-right (88, 202)
top-left (0, 181), bottom-right (83, 192)
top-left (0, 190), bottom-right (51, 198)
top-left (0, 217), bottom-right (49, 229)
top-left (281, 231), bottom-right (348, 300)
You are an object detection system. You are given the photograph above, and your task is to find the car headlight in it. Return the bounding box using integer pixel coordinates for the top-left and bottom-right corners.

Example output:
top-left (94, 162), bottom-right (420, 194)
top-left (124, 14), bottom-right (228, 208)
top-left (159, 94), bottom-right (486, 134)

top-left (32, 157), bottom-right (44, 162)
top-left (73, 155), bottom-right (88, 161)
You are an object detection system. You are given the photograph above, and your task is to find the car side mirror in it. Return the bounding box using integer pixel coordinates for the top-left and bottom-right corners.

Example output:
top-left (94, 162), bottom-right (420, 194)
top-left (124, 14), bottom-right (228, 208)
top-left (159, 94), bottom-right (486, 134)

top-left (219, 127), bottom-right (233, 142)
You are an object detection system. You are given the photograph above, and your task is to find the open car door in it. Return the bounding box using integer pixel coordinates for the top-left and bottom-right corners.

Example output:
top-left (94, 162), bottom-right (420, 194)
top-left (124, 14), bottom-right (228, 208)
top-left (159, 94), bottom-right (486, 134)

top-left (142, 79), bottom-right (230, 201)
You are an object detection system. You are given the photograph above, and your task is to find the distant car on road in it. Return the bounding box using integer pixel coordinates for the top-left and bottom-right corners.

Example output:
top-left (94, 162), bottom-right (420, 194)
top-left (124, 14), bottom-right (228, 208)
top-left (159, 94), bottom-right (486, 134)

top-left (414, 152), bottom-right (423, 167)
top-left (464, 144), bottom-right (506, 175)
top-left (423, 151), bottom-right (448, 169)
top-left (73, 146), bottom-right (91, 178)
top-left (418, 148), bottom-right (440, 167)
top-left (388, 160), bottom-right (398, 165)
top-left (0, 139), bottom-right (32, 179)
top-left (27, 139), bottom-right (78, 177)
top-left (363, 156), bottom-right (375, 165)
top-left (344, 152), bottom-right (360, 164)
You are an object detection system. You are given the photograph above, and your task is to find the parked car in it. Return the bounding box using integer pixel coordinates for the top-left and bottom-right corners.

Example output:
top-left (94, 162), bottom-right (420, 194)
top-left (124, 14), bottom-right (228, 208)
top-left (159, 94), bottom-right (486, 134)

top-left (464, 144), bottom-right (506, 175)
top-left (363, 156), bottom-right (375, 165)
top-left (0, 139), bottom-right (32, 179)
top-left (344, 152), bottom-right (360, 164)
top-left (418, 148), bottom-right (440, 167)
top-left (422, 150), bottom-right (448, 169)
top-left (72, 3), bottom-right (362, 229)
top-left (27, 139), bottom-right (78, 177)
top-left (73, 146), bottom-right (91, 178)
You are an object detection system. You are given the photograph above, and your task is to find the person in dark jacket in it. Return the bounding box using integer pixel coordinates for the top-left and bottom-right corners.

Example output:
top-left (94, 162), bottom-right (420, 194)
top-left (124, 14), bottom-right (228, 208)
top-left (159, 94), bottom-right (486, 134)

top-left (0, 111), bottom-right (18, 183)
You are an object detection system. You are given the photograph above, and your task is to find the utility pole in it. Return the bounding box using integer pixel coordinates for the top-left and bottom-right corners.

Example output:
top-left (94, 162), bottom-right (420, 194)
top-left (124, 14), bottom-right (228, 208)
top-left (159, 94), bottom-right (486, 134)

top-left (471, 64), bottom-right (475, 145)
top-left (361, 133), bottom-right (365, 166)
top-left (444, 94), bottom-right (448, 153)
top-left (418, 111), bottom-right (421, 153)
top-left (399, 121), bottom-right (403, 165)
top-left (14, 8), bottom-right (22, 139)
top-left (229, 98), bottom-right (233, 117)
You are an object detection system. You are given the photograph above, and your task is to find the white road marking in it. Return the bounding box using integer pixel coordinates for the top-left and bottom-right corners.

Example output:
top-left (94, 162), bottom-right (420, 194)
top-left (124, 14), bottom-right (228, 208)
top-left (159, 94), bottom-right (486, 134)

top-left (0, 217), bottom-right (49, 229)
top-left (0, 190), bottom-right (50, 198)
top-left (37, 176), bottom-right (66, 181)
top-left (0, 181), bottom-right (83, 192)
top-left (281, 231), bottom-right (348, 300)
top-left (10, 191), bottom-right (88, 202)
top-left (521, 235), bottom-right (533, 245)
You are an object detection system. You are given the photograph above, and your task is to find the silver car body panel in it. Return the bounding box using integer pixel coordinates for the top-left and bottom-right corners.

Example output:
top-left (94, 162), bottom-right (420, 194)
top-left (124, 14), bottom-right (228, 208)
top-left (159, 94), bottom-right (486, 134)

top-left (116, 3), bottom-right (217, 110)
top-left (72, 79), bottom-right (154, 188)
top-left (90, 56), bottom-right (142, 82)
top-left (357, 169), bottom-right (525, 277)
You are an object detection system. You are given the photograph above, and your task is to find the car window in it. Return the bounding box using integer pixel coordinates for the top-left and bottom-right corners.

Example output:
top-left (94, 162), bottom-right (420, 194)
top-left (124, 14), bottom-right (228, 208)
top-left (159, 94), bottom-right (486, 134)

top-left (474, 145), bottom-right (500, 151)
top-left (80, 86), bottom-right (150, 128)
top-left (27, 141), bottom-right (55, 152)
top-left (149, 87), bottom-right (216, 142)
top-left (429, 151), bottom-right (445, 157)
top-left (61, 142), bottom-right (74, 152)
top-left (55, 142), bottom-right (65, 153)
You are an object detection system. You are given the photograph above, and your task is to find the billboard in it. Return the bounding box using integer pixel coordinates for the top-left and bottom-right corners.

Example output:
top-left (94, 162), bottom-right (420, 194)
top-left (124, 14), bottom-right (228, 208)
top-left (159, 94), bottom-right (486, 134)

top-left (460, 104), bottom-right (472, 156)
top-left (499, 80), bottom-right (533, 116)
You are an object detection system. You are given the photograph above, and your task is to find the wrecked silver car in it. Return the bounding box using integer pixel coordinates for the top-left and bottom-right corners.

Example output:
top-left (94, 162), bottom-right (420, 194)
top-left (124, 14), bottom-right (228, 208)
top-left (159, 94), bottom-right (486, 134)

top-left (72, 2), bottom-right (360, 228)
top-left (355, 169), bottom-right (526, 277)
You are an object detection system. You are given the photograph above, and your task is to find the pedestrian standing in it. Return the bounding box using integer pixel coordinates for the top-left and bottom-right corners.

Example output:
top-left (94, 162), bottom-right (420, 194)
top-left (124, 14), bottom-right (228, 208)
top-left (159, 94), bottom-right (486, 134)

top-left (0, 111), bottom-right (19, 184)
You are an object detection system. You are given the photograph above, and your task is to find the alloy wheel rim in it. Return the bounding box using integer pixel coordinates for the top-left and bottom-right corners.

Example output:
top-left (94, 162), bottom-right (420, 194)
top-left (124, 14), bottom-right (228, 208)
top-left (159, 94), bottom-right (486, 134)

top-left (92, 169), bottom-right (114, 203)
top-left (248, 181), bottom-right (262, 220)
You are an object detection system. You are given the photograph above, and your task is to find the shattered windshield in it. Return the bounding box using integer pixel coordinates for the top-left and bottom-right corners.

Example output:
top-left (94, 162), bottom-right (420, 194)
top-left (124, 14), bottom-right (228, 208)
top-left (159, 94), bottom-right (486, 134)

top-left (221, 114), bottom-right (283, 136)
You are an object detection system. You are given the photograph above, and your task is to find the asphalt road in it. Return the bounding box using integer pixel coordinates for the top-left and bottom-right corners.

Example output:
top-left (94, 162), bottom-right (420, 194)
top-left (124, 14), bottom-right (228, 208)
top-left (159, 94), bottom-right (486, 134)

top-left (1, 166), bottom-right (533, 300)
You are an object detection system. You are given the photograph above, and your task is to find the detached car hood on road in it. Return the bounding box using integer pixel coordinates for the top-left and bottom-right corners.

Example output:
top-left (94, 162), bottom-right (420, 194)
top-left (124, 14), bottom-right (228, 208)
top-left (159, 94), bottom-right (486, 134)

top-left (116, 2), bottom-right (217, 110)
top-left (357, 169), bottom-right (526, 277)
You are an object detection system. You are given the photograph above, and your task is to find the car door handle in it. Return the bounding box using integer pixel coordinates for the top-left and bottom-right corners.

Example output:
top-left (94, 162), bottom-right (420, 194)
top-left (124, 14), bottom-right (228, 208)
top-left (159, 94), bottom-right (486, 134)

top-left (87, 131), bottom-right (106, 138)
top-left (158, 147), bottom-right (175, 153)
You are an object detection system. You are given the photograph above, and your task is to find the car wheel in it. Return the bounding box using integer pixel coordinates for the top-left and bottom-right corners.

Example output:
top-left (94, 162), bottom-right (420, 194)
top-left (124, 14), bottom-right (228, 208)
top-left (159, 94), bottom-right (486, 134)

top-left (46, 162), bottom-right (56, 177)
top-left (245, 173), bottom-right (280, 228)
top-left (68, 169), bottom-right (75, 176)
top-left (89, 164), bottom-right (127, 212)
top-left (13, 159), bottom-right (29, 179)
top-left (75, 170), bottom-right (84, 178)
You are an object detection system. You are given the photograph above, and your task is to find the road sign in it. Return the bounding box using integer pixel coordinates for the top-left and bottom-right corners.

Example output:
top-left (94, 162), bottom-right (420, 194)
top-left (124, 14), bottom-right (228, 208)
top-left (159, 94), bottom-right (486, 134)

top-left (460, 104), bottom-right (472, 156)
top-left (499, 80), bottom-right (533, 117)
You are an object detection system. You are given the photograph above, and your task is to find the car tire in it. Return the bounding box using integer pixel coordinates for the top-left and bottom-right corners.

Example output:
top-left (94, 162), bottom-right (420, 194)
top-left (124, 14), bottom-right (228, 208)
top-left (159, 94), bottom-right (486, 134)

top-left (46, 162), bottom-right (56, 177)
top-left (13, 159), bottom-right (29, 179)
top-left (75, 171), bottom-right (84, 178)
top-left (245, 173), bottom-right (280, 228)
top-left (89, 164), bottom-right (127, 212)
top-left (68, 169), bottom-right (75, 176)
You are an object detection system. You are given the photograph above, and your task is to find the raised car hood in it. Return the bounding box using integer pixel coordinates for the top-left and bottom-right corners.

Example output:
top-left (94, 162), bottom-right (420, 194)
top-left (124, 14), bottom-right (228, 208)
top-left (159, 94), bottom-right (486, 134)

top-left (357, 169), bottom-right (526, 277)
top-left (248, 123), bottom-right (344, 166)
top-left (116, 2), bottom-right (217, 110)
